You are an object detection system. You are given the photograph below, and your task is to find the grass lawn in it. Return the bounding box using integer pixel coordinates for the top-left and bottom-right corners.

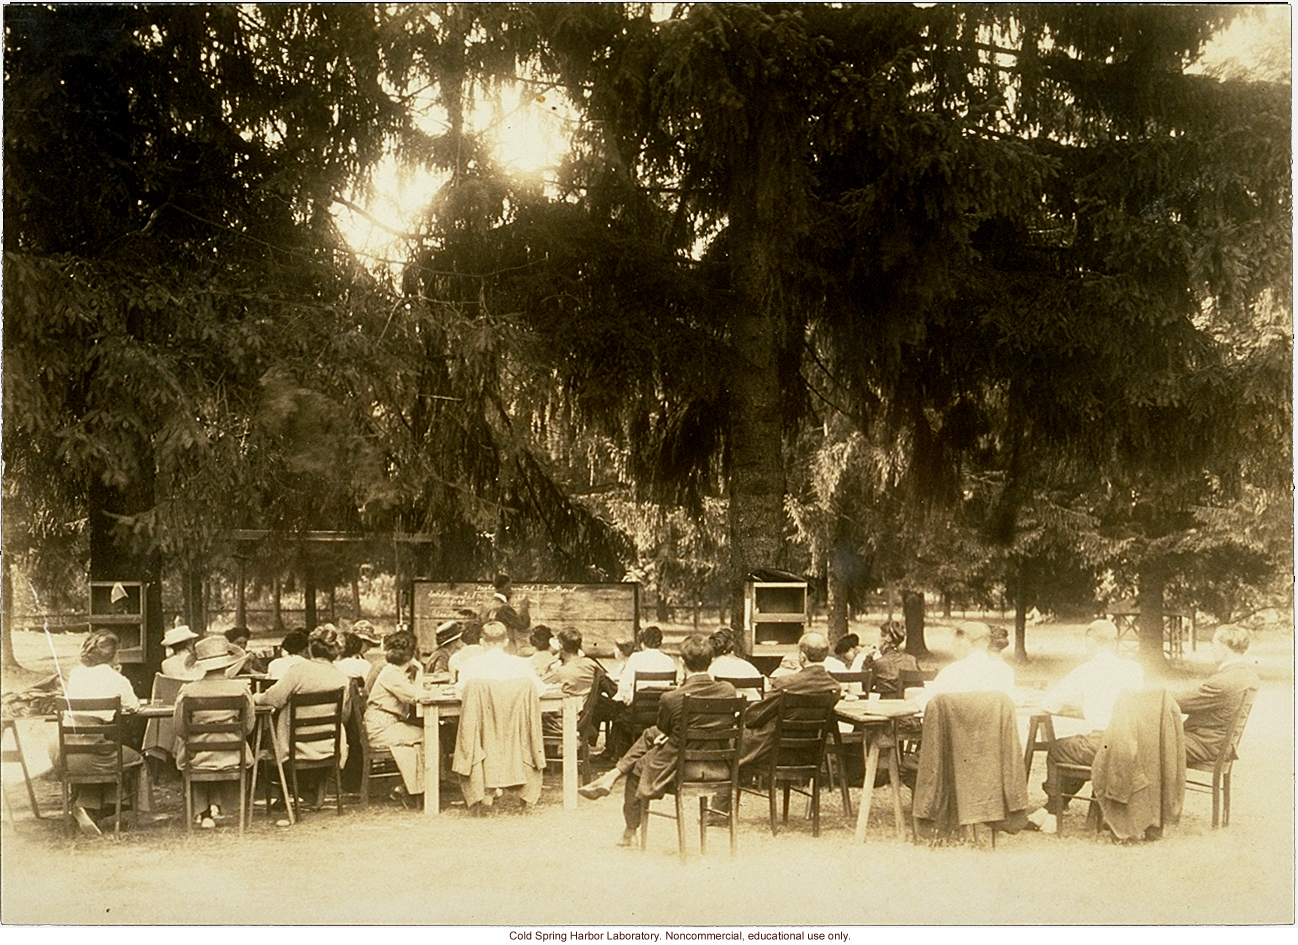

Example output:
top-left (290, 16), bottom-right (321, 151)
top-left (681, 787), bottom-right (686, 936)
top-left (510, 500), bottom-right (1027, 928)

top-left (2, 616), bottom-right (1293, 926)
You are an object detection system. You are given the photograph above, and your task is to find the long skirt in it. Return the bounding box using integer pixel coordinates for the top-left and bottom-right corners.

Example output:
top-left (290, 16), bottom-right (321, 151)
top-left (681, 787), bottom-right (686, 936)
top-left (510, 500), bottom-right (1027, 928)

top-left (366, 718), bottom-right (424, 795)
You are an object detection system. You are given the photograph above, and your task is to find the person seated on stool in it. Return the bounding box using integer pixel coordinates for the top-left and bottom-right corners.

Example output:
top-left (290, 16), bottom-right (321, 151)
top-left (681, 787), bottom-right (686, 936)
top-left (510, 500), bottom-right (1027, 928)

top-left (1172, 624), bottom-right (1261, 766)
top-left (172, 637), bottom-right (256, 828)
top-left (577, 634), bottom-right (736, 845)
top-left (1026, 618), bottom-right (1144, 833)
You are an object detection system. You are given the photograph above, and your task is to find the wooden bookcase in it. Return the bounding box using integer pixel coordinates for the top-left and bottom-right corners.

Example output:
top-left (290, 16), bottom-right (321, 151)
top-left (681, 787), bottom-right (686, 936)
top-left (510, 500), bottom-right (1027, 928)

top-left (743, 578), bottom-right (810, 659)
top-left (89, 581), bottom-right (149, 666)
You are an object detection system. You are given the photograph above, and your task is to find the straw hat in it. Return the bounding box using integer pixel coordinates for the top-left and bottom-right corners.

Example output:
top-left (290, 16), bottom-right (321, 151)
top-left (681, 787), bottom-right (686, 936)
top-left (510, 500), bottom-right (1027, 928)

top-left (162, 625), bottom-right (199, 648)
top-left (193, 636), bottom-right (243, 673)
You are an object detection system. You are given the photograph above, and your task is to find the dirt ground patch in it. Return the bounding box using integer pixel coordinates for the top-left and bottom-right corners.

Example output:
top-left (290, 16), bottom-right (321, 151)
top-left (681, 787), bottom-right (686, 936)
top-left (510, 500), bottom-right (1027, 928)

top-left (3, 619), bottom-right (1293, 926)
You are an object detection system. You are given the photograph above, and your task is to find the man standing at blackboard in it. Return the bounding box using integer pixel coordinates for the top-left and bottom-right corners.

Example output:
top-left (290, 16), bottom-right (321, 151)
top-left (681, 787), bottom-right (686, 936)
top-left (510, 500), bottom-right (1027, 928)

top-left (483, 573), bottom-right (529, 653)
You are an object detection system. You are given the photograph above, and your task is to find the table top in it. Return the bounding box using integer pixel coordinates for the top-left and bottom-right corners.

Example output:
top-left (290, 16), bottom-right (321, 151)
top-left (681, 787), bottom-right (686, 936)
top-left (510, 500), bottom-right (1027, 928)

top-left (835, 698), bottom-right (920, 723)
top-left (417, 683), bottom-right (567, 705)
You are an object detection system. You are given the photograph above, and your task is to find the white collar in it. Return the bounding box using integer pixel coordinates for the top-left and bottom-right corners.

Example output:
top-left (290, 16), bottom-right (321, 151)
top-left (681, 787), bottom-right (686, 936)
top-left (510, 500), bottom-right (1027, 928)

top-left (493, 592), bottom-right (508, 603)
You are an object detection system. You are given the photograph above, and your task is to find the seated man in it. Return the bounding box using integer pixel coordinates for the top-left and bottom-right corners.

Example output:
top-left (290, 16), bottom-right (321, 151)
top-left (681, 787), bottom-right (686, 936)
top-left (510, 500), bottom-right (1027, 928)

top-left (453, 621), bottom-right (548, 812)
top-left (738, 632), bottom-right (842, 769)
top-left (447, 621), bottom-right (485, 683)
top-left (1172, 624), bottom-right (1260, 766)
top-left (1029, 619), bottom-right (1144, 832)
top-left (266, 628), bottom-right (309, 681)
top-left (425, 621), bottom-right (463, 676)
top-left (614, 625), bottom-right (677, 705)
top-left (577, 634), bottom-right (735, 845)
top-left (913, 621), bottom-right (1015, 710)
top-left (707, 628), bottom-right (764, 700)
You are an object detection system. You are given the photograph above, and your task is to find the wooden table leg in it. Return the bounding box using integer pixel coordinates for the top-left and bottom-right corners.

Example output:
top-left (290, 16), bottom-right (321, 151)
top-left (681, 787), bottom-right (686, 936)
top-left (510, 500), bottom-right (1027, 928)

top-left (1023, 715), bottom-right (1040, 778)
top-left (269, 715), bottom-right (296, 825)
top-left (855, 725), bottom-right (881, 843)
top-left (248, 713), bottom-right (262, 824)
top-left (885, 722), bottom-right (904, 840)
top-left (423, 703), bottom-right (441, 818)
top-left (563, 696), bottom-right (578, 810)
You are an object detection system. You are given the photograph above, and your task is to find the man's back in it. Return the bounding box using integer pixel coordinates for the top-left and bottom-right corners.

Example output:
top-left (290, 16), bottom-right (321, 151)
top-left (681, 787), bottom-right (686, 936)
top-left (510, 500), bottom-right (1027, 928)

top-left (616, 647), bottom-right (677, 703)
top-left (1174, 661), bottom-right (1260, 764)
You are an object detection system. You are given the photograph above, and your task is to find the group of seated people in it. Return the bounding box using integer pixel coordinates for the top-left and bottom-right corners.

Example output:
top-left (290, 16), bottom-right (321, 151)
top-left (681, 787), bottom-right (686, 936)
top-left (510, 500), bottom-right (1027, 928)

top-left (574, 617), bottom-right (1260, 845)
top-left (54, 607), bottom-right (1259, 838)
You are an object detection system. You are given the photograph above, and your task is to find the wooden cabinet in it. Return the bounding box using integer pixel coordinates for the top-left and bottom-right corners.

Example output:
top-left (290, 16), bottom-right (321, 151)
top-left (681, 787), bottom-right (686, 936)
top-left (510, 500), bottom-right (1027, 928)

top-left (89, 581), bottom-right (148, 666)
top-left (744, 578), bottom-right (809, 659)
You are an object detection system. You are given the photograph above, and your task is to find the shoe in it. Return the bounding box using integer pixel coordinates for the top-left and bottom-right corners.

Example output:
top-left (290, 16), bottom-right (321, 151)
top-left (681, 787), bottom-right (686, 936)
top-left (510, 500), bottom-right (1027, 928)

top-left (74, 806), bottom-right (102, 837)
top-left (579, 781), bottom-right (612, 800)
top-left (616, 830), bottom-right (638, 847)
top-left (200, 816), bottom-right (216, 829)
top-left (1038, 813), bottom-right (1057, 835)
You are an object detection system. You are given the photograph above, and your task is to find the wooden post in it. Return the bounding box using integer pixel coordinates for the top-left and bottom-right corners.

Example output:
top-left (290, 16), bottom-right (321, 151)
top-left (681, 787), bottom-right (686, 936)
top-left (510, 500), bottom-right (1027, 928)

top-left (235, 557), bottom-right (247, 628)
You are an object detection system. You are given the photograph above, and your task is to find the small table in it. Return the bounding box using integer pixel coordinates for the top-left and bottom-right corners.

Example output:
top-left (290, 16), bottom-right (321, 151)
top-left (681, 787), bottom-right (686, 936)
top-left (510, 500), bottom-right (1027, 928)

top-left (418, 686), bottom-right (580, 817)
top-left (835, 699), bottom-right (919, 842)
top-left (1022, 711), bottom-right (1057, 781)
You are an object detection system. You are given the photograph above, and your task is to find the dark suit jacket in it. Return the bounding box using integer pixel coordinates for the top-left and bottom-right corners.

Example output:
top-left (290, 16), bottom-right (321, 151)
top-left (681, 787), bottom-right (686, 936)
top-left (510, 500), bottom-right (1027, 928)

top-left (1091, 688), bottom-right (1185, 840)
top-left (740, 664), bottom-right (841, 767)
top-left (1172, 661), bottom-right (1260, 765)
top-left (635, 673), bottom-right (738, 800)
top-left (482, 596), bottom-right (528, 650)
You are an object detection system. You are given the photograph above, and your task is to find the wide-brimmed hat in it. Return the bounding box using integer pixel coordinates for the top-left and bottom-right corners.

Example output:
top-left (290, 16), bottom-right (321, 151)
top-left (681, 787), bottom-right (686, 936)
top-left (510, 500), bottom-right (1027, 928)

top-left (162, 625), bottom-right (199, 648)
top-left (435, 620), bottom-right (463, 647)
top-left (193, 636), bottom-right (243, 673)
top-left (350, 620), bottom-right (381, 646)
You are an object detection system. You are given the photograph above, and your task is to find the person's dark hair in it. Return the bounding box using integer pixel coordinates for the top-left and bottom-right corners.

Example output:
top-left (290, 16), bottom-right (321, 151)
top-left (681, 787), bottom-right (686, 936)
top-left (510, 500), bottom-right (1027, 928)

top-left (385, 630), bottom-right (417, 665)
top-left (280, 629), bottom-right (309, 656)
top-left (709, 628), bottom-right (735, 657)
top-left (226, 627), bottom-right (251, 646)
top-left (615, 639), bottom-right (635, 658)
top-left (81, 630), bottom-right (120, 667)
top-left (493, 573), bottom-right (511, 592)
top-left (679, 634), bottom-right (712, 673)
top-left (557, 628), bottom-right (582, 655)
top-left (456, 608), bottom-right (478, 619)
top-left (530, 626), bottom-right (553, 650)
top-left (462, 621), bottom-right (483, 645)
top-left (308, 625), bottom-right (342, 661)
top-left (834, 634), bottom-right (859, 657)
top-left (988, 626), bottom-right (1010, 653)
top-left (341, 631), bottom-right (366, 658)
top-left (879, 620), bottom-right (906, 651)
top-left (639, 625), bottom-right (663, 649)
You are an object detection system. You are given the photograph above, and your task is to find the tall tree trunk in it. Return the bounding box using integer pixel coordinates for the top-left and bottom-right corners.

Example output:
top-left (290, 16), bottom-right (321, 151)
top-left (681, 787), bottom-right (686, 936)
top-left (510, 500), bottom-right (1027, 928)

top-left (235, 557), bottom-right (247, 628)
top-left (272, 579), bottom-right (283, 632)
top-left (304, 566), bottom-right (318, 631)
top-left (1, 554), bottom-right (17, 670)
top-left (1013, 557), bottom-right (1029, 661)
top-left (352, 573), bottom-right (361, 621)
top-left (903, 590), bottom-right (928, 655)
top-left (826, 560), bottom-right (848, 643)
top-left (182, 567), bottom-right (205, 635)
top-left (1136, 563), bottom-right (1169, 670)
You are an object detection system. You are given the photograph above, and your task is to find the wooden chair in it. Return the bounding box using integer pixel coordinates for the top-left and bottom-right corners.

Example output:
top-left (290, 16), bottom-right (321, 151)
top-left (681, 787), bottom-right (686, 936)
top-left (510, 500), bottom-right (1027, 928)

top-left (641, 696), bottom-right (746, 862)
top-left (1, 717), bottom-right (42, 825)
top-left (544, 665), bottom-right (614, 785)
top-left (1185, 688), bottom-right (1257, 828)
top-left (628, 670), bottom-right (677, 739)
top-left (897, 668), bottom-right (935, 690)
top-left (753, 691), bottom-right (839, 837)
top-left (713, 676), bottom-right (766, 699)
top-left (56, 697), bottom-right (128, 839)
top-left (178, 694), bottom-right (251, 834)
top-left (350, 678), bottom-right (403, 807)
top-left (287, 689), bottom-right (346, 817)
top-left (822, 670), bottom-right (873, 816)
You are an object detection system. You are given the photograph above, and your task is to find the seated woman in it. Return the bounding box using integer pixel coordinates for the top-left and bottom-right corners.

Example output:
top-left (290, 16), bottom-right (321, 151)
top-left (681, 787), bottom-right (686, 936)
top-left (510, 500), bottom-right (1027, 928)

top-left (159, 624), bottom-right (202, 680)
top-left (55, 631), bottom-right (144, 836)
top-left (172, 637), bottom-right (256, 828)
top-left (363, 629), bottom-right (425, 806)
top-left (869, 620), bottom-right (921, 698)
top-left (335, 625), bottom-right (379, 680)
top-left (257, 625), bottom-right (352, 808)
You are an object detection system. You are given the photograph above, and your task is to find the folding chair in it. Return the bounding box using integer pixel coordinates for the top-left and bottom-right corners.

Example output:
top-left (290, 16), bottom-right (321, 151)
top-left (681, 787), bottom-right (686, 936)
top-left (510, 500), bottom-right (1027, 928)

top-left (641, 696), bottom-right (746, 862)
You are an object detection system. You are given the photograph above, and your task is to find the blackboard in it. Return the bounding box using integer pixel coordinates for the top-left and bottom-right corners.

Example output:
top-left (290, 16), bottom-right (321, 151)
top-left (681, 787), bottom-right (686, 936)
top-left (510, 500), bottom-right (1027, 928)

top-left (411, 581), bottom-right (640, 656)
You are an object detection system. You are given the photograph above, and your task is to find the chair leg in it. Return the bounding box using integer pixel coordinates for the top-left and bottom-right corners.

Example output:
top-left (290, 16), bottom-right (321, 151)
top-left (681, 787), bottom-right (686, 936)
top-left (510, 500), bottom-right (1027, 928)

top-left (1222, 771), bottom-right (1231, 827)
top-left (184, 772), bottom-right (194, 834)
top-left (782, 782), bottom-right (791, 826)
top-left (729, 785), bottom-right (738, 858)
top-left (675, 791), bottom-right (687, 863)
top-left (1212, 770), bottom-right (1222, 828)
top-left (62, 778), bottom-right (73, 838)
top-left (768, 778), bottom-right (779, 836)
top-left (289, 762), bottom-right (300, 819)
top-left (698, 796), bottom-right (708, 854)
top-left (114, 771), bottom-right (123, 840)
top-left (335, 762), bottom-right (344, 816)
top-left (238, 770), bottom-right (247, 836)
top-left (360, 755), bottom-right (370, 808)
top-left (811, 775), bottom-right (821, 838)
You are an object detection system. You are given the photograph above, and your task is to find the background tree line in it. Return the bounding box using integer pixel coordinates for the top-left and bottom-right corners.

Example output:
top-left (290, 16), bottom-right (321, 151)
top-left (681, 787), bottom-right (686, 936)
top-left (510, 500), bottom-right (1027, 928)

top-left (4, 4), bottom-right (1290, 672)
